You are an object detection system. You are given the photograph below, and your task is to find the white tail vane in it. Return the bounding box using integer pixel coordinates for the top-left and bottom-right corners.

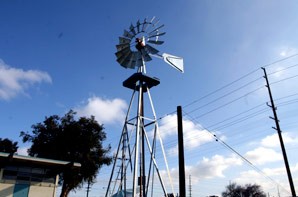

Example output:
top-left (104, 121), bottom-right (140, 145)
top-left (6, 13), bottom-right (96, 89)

top-left (162, 53), bottom-right (184, 73)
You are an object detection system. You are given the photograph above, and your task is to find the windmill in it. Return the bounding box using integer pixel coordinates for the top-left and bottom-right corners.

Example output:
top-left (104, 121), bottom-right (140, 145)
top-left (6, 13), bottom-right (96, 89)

top-left (105, 17), bottom-right (184, 197)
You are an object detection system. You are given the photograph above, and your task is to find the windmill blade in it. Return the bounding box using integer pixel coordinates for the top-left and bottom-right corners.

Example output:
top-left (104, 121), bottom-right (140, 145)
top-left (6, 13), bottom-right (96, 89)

top-left (129, 24), bottom-right (136, 36)
top-left (135, 52), bottom-right (143, 67)
top-left (115, 47), bottom-right (131, 58)
top-left (117, 53), bottom-right (132, 68)
top-left (116, 43), bottom-right (130, 52)
top-left (162, 53), bottom-right (184, 73)
top-left (118, 53), bottom-right (133, 69)
top-left (123, 29), bottom-right (134, 39)
top-left (141, 18), bottom-right (149, 32)
top-left (122, 53), bottom-right (135, 69)
top-left (119, 37), bottom-right (131, 44)
top-left (151, 18), bottom-right (160, 27)
top-left (145, 44), bottom-right (159, 54)
top-left (147, 40), bottom-right (164, 45)
top-left (148, 24), bottom-right (165, 35)
top-left (136, 20), bottom-right (141, 33)
top-left (116, 50), bottom-right (132, 64)
top-left (147, 32), bottom-right (166, 39)
top-left (141, 49), bottom-right (152, 62)
top-left (127, 52), bottom-right (138, 69)
top-left (149, 16), bottom-right (156, 24)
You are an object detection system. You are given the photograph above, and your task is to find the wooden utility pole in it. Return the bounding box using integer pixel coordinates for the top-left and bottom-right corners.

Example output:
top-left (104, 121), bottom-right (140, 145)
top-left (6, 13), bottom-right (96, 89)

top-left (262, 67), bottom-right (296, 197)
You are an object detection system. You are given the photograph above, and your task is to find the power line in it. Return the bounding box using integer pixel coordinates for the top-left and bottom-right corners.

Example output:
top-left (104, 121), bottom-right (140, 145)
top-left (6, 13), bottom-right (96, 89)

top-left (187, 77), bottom-right (263, 115)
top-left (267, 63), bottom-right (298, 76)
top-left (262, 53), bottom-right (298, 68)
top-left (182, 110), bottom-right (292, 195)
top-left (183, 68), bottom-right (261, 109)
top-left (192, 86), bottom-right (265, 119)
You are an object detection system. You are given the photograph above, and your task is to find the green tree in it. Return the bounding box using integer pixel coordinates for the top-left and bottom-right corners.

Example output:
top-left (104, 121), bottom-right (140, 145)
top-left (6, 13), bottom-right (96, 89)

top-left (0, 138), bottom-right (18, 154)
top-left (20, 110), bottom-right (112, 197)
top-left (222, 182), bottom-right (266, 197)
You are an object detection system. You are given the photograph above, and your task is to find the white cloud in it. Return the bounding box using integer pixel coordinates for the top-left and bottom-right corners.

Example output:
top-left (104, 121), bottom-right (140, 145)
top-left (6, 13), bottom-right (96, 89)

top-left (0, 59), bottom-right (52, 100)
top-left (158, 115), bottom-right (215, 155)
top-left (261, 132), bottom-right (298, 148)
top-left (245, 147), bottom-right (282, 165)
top-left (235, 163), bottom-right (298, 197)
top-left (75, 96), bottom-right (127, 125)
top-left (160, 154), bottom-right (243, 187)
top-left (262, 166), bottom-right (287, 177)
top-left (234, 170), bottom-right (278, 194)
top-left (17, 146), bottom-right (29, 156)
top-left (189, 154), bottom-right (243, 179)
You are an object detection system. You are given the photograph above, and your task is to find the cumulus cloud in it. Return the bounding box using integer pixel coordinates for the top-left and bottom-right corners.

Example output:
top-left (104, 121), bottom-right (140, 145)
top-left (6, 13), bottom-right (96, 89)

top-left (235, 163), bottom-right (298, 197)
top-left (0, 60), bottom-right (52, 100)
top-left (158, 115), bottom-right (215, 155)
top-left (245, 147), bottom-right (282, 165)
top-left (234, 170), bottom-right (276, 192)
top-left (261, 132), bottom-right (298, 148)
top-left (160, 154), bottom-right (242, 187)
top-left (189, 154), bottom-right (243, 179)
top-left (75, 96), bottom-right (127, 125)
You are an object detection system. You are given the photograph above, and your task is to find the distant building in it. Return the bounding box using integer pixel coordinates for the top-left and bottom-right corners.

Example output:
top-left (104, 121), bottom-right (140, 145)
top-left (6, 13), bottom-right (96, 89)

top-left (0, 152), bottom-right (80, 197)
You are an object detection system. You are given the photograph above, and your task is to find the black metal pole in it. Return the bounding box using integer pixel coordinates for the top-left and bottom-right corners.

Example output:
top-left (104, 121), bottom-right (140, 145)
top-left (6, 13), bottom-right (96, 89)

top-left (141, 87), bottom-right (146, 197)
top-left (177, 106), bottom-right (186, 197)
top-left (262, 67), bottom-right (296, 197)
top-left (86, 181), bottom-right (90, 197)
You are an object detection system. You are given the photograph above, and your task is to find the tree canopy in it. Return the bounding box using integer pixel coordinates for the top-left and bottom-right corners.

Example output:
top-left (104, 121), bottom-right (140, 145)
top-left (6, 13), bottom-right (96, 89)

top-left (222, 182), bottom-right (266, 197)
top-left (20, 110), bottom-right (112, 197)
top-left (0, 138), bottom-right (18, 154)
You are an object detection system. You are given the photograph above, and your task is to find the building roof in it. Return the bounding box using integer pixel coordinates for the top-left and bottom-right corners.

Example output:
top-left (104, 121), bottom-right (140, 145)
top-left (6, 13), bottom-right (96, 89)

top-left (0, 152), bottom-right (81, 168)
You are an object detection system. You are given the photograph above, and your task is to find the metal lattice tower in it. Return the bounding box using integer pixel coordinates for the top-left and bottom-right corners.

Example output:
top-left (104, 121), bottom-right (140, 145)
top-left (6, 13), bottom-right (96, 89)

top-left (105, 17), bottom-right (184, 197)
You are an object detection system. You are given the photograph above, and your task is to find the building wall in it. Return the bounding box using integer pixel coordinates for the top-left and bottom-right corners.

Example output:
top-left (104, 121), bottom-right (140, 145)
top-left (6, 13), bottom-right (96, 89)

top-left (28, 184), bottom-right (57, 197)
top-left (0, 182), bottom-right (14, 197)
top-left (0, 167), bottom-right (58, 197)
top-left (0, 182), bottom-right (57, 197)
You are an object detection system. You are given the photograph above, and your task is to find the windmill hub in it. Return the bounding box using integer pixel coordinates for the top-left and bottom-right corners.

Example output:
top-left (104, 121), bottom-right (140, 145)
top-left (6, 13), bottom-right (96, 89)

top-left (135, 38), bottom-right (145, 51)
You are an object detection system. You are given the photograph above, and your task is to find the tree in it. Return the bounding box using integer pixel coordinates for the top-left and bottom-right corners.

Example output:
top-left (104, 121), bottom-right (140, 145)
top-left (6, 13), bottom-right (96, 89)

top-left (0, 138), bottom-right (18, 154)
top-left (222, 182), bottom-right (266, 197)
top-left (222, 182), bottom-right (244, 197)
top-left (20, 110), bottom-right (112, 197)
top-left (243, 184), bottom-right (266, 197)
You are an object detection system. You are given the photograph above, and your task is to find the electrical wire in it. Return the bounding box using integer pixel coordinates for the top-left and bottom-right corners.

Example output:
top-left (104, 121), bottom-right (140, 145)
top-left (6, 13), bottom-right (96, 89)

top-left (262, 53), bottom-right (298, 68)
top-left (182, 110), bottom-right (292, 195)
top-left (183, 68), bottom-right (261, 109)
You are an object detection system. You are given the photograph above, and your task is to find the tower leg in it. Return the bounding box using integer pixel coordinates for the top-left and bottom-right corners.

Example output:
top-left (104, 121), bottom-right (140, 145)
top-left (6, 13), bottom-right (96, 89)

top-left (106, 67), bottom-right (175, 197)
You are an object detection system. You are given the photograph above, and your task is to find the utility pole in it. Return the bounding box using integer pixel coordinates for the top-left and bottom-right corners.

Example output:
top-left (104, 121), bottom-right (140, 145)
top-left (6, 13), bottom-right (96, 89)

top-left (177, 106), bottom-right (186, 197)
top-left (86, 181), bottom-right (91, 197)
top-left (262, 67), bottom-right (296, 197)
top-left (189, 175), bottom-right (192, 197)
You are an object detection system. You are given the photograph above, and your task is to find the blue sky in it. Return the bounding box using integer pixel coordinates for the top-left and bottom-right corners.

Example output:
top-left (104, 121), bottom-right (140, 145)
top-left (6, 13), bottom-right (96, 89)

top-left (1, 1), bottom-right (298, 197)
